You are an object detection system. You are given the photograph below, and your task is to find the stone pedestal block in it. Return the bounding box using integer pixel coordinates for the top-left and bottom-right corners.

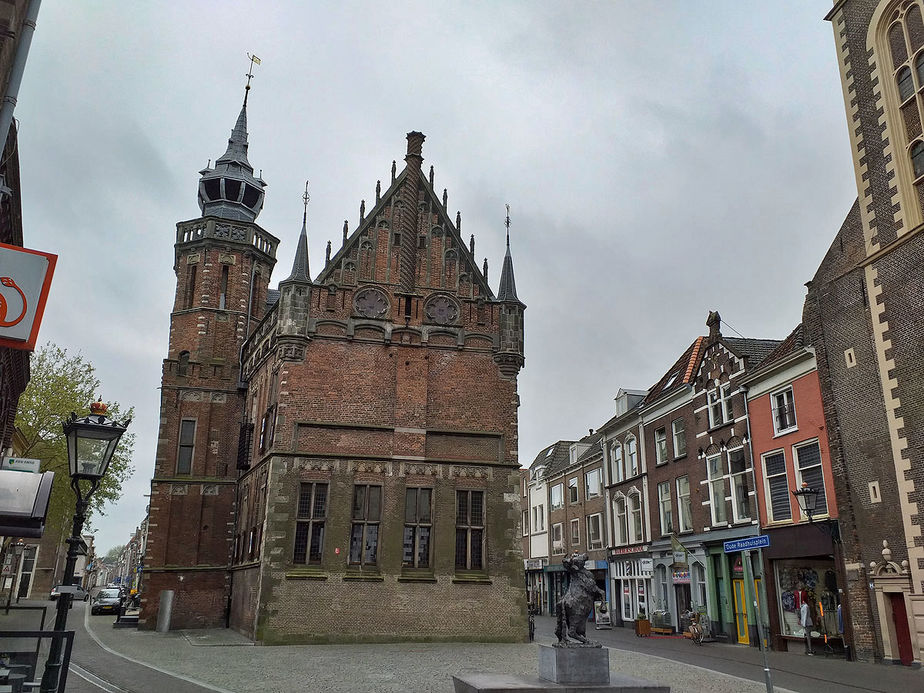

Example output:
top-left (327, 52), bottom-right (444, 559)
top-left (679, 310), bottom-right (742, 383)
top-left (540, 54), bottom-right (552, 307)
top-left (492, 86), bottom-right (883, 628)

top-left (538, 645), bottom-right (609, 685)
top-left (452, 671), bottom-right (670, 692)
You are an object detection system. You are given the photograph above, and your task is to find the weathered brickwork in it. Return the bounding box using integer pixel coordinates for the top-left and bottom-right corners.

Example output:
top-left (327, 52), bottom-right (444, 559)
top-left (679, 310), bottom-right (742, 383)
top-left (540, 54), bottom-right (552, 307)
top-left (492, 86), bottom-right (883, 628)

top-left (815, 0), bottom-right (924, 663)
top-left (143, 119), bottom-right (526, 643)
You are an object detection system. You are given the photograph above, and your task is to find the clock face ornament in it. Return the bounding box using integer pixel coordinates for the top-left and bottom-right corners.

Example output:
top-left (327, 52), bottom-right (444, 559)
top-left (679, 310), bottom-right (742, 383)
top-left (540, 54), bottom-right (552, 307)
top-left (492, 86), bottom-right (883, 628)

top-left (354, 288), bottom-right (389, 318)
top-left (425, 295), bottom-right (459, 325)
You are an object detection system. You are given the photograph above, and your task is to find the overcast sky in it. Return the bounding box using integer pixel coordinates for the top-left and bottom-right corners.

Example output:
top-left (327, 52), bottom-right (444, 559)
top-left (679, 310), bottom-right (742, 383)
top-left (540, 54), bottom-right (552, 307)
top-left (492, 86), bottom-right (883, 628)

top-left (14, 1), bottom-right (856, 554)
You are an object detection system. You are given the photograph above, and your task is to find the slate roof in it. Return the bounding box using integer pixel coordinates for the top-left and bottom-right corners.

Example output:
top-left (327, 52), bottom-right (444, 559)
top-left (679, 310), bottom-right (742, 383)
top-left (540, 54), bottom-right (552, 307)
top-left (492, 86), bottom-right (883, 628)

top-left (642, 336), bottom-right (706, 407)
top-left (745, 324), bottom-right (805, 374)
top-left (723, 337), bottom-right (783, 369)
top-left (576, 431), bottom-right (605, 464)
top-left (528, 441), bottom-right (573, 475)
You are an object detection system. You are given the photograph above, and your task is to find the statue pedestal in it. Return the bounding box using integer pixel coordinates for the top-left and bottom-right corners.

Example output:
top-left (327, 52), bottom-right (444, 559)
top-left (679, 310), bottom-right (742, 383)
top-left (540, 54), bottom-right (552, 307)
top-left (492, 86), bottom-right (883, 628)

top-left (452, 644), bottom-right (670, 692)
top-left (538, 645), bottom-right (609, 685)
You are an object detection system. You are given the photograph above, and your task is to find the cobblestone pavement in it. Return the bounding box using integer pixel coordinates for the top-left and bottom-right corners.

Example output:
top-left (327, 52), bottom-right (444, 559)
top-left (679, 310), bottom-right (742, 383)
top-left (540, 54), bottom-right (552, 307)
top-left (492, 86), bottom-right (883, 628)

top-left (82, 608), bottom-right (785, 693)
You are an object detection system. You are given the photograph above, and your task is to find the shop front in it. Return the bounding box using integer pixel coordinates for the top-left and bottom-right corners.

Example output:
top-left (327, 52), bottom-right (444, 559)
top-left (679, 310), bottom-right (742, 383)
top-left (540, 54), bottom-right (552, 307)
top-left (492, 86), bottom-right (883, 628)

top-left (546, 558), bottom-right (610, 617)
top-left (763, 523), bottom-right (844, 654)
top-left (524, 557), bottom-right (549, 615)
top-left (608, 546), bottom-right (652, 628)
top-left (651, 541), bottom-right (709, 633)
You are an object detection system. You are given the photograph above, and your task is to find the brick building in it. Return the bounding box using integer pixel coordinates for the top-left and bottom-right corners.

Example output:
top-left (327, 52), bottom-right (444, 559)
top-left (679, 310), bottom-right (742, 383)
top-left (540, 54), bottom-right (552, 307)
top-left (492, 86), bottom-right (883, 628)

top-left (799, 0), bottom-right (924, 665)
top-left (141, 93), bottom-right (527, 643)
top-left (741, 325), bottom-right (845, 654)
top-left (543, 434), bottom-right (608, 614)
top-left (598, 389), bottom-right (650, 629)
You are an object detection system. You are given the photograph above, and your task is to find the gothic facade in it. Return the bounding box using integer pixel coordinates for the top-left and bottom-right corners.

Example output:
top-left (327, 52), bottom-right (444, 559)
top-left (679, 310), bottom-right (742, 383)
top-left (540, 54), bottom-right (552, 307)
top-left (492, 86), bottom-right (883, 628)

top-left (140, 98), bottom-right (527, 643)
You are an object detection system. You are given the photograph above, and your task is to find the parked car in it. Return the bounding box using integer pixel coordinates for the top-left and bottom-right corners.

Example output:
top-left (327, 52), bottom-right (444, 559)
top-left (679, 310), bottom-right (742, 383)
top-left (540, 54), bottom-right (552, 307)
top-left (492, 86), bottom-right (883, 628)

top-left (90, 588), bottom-right (122, 615)
top-left (49, 585), bottom-right (89, 601)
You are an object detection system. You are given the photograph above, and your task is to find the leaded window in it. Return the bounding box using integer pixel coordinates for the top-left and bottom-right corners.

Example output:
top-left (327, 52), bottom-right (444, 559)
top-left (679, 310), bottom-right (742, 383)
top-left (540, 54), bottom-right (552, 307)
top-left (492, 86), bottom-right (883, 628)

top-left (403, 487), bottom-right (432, 568)
top-left (293, 482), bottom-right (327, 564)
top-left (455, 490), bottom-right (485, 570)
top-left (349, 485), bottom-right (381, 567)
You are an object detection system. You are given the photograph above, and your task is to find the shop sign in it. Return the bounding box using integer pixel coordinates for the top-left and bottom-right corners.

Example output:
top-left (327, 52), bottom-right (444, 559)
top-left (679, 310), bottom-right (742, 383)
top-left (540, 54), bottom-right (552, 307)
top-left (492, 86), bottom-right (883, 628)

top-left (525, 558), bottom-right (545, 571)
top-left (608, 544), bottom-right (649, 559)
top-left (0, 242), bottom-right (57, 351)
top-left (0, 457), bottom-right (40, 473)
top-left (672, 568), bottom-right (691, 584)
top-left (723, 534), bottom-right (770, 553)
top-left (639, 558), bottom-right (654, 574)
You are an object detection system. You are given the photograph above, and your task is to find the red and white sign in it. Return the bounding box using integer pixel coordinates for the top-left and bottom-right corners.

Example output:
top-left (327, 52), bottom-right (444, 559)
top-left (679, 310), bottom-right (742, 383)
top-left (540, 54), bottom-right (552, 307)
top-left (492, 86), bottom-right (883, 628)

top-left (0, 242), bottom-right (56, 351)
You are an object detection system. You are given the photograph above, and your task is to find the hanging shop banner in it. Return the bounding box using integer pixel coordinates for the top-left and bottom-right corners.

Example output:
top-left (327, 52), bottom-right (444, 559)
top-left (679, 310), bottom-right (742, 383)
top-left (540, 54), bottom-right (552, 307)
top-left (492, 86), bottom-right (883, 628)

top-left (0, 242), bottom-right (57, 351)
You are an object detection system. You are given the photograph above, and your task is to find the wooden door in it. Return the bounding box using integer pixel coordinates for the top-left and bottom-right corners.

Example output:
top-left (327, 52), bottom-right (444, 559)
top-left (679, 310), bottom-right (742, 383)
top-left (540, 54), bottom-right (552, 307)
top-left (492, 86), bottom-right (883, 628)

top-left (733, 579), bottom-right (750, 644)
top-left (889, 593), bottom-right (914, 666)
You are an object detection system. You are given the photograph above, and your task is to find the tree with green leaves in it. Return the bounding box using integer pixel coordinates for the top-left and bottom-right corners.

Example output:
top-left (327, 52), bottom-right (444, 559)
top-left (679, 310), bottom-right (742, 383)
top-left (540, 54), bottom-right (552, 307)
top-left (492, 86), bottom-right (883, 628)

top-left (102, 544), bottom-right (125, 564)
top-left (14, 343), bottom-right (135, 535)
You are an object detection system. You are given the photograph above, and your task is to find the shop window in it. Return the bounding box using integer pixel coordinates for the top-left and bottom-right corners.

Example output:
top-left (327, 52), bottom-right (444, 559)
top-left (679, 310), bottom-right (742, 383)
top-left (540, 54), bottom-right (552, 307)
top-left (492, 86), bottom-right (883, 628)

top-left (795, 441), bottom-right (828, 516)
top-left (656, 564), bottom-right (669, 611)
top-left (775, 560), bottom-right (840, 639)
top-left (707, 454), bottom-right (728, 525)
top-left (456, 490), bottom-right (485, 570)
top-left (676, 476), bottom-right (692, 532)
top-left (692, 562), bottom-right (707, 608)
top-left (763, 450), bottom-right (792, 522)
top-left (403, 487), bottom-right (432, 568)
top-left (349, 485), bottom-right (382, 567)
top-left (293, 482), bottom-right (327, 564)
top-left (672, 418), bottom-right (686, 458)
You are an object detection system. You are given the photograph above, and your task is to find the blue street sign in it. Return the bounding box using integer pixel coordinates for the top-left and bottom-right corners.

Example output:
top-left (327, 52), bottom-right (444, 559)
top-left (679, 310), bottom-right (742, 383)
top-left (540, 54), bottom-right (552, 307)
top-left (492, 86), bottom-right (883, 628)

top-left (723, 535), bottom-right (770, 553)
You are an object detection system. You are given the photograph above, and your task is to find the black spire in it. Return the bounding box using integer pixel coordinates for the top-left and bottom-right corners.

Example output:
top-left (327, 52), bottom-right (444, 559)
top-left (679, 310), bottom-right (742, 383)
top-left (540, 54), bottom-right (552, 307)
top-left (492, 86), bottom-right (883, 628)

top-left (497, 204), bottom-right (521, 304)
top-left (285, 181), bottom-right (311, 283)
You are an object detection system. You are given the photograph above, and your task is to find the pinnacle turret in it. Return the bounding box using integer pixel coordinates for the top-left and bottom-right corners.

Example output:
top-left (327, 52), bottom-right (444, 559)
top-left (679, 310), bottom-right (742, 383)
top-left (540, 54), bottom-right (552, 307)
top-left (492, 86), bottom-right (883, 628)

top-left (284, 183), bottom-right (311, 283)
top-left (496, 206), bottom-right (523, 305)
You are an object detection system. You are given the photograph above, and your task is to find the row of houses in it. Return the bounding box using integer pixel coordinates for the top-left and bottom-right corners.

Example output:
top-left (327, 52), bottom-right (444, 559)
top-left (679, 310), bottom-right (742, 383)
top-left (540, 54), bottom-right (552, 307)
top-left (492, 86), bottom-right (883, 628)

top-left (522, 312), bottom-right (849, 656)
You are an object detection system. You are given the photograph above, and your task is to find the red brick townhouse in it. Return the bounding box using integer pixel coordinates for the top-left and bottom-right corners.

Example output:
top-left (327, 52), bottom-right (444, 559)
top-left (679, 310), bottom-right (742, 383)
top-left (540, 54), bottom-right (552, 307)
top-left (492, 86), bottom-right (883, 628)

top-left (741, 325), bottom-right (846, 655)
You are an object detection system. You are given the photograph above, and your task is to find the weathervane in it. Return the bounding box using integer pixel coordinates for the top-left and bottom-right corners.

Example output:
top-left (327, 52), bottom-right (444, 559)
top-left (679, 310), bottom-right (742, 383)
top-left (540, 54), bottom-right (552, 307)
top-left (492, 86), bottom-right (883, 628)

top-left (302, 180), bottom-right (310, 225)
top-left (505, 203), bottom-right (511, 247)
top-left (244, 52), bottom-right (261, 106)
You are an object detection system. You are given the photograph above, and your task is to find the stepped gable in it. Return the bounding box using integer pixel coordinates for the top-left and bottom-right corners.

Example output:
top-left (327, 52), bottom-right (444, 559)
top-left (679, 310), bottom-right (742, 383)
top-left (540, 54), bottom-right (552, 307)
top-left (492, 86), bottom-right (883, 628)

top-left (315, 133), bottom-right (494, 299)
top-left (642, 336), bottom-right (706, 406)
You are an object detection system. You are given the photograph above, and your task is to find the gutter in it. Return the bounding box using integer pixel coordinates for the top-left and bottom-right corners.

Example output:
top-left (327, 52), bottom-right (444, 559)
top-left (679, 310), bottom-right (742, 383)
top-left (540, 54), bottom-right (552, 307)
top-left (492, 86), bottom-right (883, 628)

top-left (0, 0), bottom-right (40, 153)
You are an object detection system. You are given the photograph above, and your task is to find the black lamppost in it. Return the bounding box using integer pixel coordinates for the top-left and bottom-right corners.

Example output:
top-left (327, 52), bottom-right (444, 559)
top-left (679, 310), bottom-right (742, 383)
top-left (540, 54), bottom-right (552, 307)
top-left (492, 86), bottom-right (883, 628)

top-left (791, 483), bottom-right (840, 541)
top-left (40, 401), bottom-right (129, 693)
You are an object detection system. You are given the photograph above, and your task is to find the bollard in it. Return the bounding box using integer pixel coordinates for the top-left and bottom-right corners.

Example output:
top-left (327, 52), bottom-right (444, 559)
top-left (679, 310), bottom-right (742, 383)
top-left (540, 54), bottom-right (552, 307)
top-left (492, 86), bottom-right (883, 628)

top-left (155, 590), bottom-right (174, 633)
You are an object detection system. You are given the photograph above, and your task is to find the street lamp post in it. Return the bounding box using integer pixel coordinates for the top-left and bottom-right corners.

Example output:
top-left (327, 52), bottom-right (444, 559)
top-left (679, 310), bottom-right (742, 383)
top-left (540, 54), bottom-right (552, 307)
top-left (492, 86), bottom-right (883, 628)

top-left (40, 400), bottom-right (129, 693)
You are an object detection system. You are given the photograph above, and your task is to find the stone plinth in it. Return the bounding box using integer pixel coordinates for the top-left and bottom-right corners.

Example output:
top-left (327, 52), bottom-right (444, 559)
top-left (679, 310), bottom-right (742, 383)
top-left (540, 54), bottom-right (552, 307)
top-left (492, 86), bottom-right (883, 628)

top-left (538, 645), bottom-right (609, 685)
top-left (452, 671), bottom-right (670, 693)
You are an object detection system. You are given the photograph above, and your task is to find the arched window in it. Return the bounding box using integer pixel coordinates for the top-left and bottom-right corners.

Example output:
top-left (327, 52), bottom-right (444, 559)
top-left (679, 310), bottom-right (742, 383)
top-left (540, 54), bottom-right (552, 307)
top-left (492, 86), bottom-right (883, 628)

top-left (628, 491), bottom-right (643, 543)
top-left (912, 141), bottom-right (924, 178)
top-left (625, 437), bottom-right (638, 477)
top-left (898, 66), bottom-right (915, 102)
top-left (610, 442), bottom-right (623, 483)
top-left (613, 495), bottom-right (627, 545)
top-left (916, 53), bottom-right (924, 88)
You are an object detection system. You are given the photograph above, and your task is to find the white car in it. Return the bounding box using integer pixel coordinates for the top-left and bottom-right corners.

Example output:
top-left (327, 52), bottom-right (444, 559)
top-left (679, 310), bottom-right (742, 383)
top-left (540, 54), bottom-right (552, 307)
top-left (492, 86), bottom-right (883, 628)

top-left (49, 584), bottom-right (89, 601)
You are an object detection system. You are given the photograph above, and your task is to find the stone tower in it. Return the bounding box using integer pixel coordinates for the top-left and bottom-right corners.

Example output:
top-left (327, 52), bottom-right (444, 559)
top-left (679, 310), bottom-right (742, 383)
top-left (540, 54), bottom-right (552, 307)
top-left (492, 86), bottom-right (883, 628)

top-left (140, 94), bottom-right (279, 629)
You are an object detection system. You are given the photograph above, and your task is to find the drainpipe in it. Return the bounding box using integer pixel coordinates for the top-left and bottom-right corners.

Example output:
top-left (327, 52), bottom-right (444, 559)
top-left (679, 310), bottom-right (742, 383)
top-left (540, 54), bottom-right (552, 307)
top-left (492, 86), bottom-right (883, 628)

top-left (0, 0), bottom-right (41, 152)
